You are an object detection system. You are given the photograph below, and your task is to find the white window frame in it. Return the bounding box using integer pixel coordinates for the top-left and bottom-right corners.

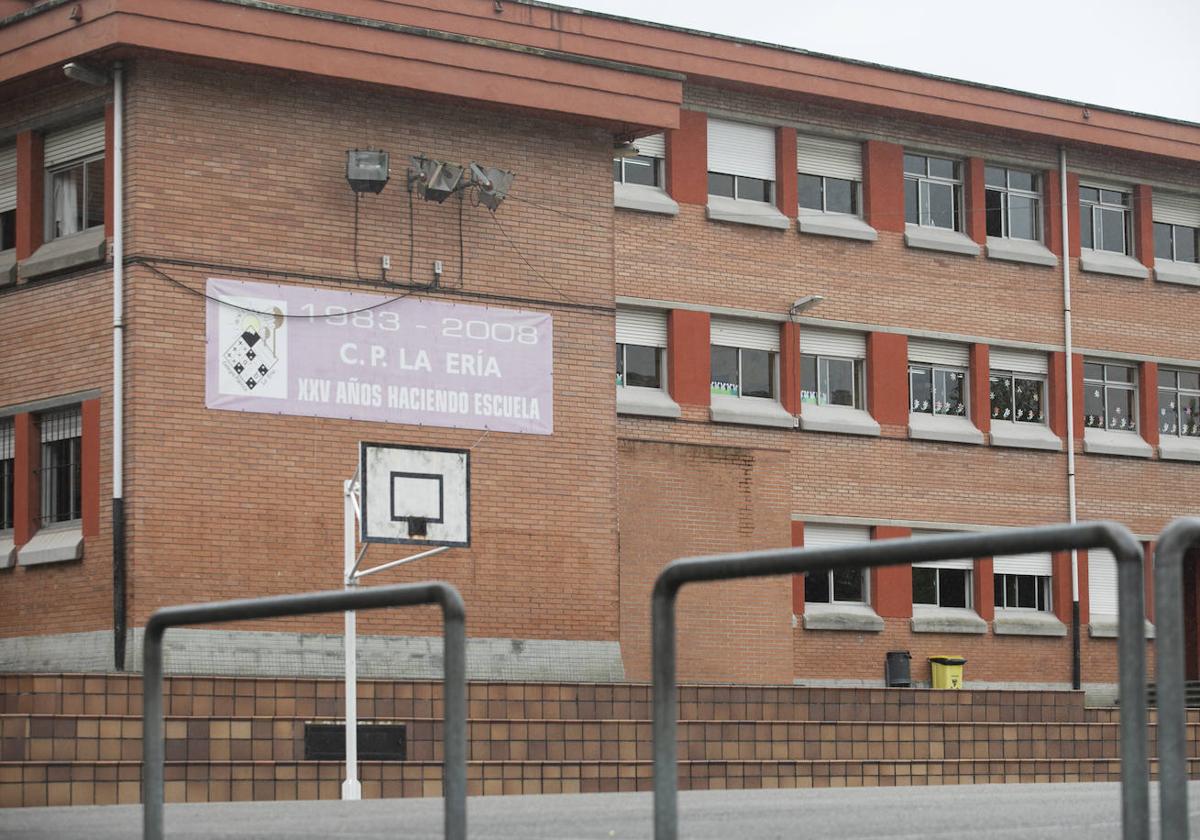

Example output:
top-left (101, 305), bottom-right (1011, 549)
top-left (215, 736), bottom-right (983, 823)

top-left (984, 165), bottom-right (1042, 242)
top-left (616, 342), bottom-right (665, 391)
top-left (988, 369), bottom-right (1047, 425)
top-left (45, 152), bottom-right (105, 241)
top-left (798, 173), bottom-right (860, 216)
top-left (710, 345), bottom-right (777, 400)
top-left (1157, 369), bottom-right (1200, 438)
top-left (801, 354), bottom-right (863, 410)
top-left (994, 572), bottom-right (1052, 612)
top-left (803, 524), bottom-right (871, 607)
top-left (1079, 185), bottom-right (1132, 256)
top-left (904, 153), bottom-right (963, 231)
top-left (912, 564), bottom-right (973, 609)
top-left (1083, 361), bottom-right (1138, 433)
top-left (613, 154), bottom-right (661, 188)
top-left (1154, 221), bottom-right (1199, 264)
top-left (908, 363), bottom-right (968, 417)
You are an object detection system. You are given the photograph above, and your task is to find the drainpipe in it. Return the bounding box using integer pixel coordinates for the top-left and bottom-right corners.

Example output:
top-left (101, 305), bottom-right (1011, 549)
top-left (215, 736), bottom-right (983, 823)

top-left (1060, 146), bottom-right (1080, 690)
top-left (112, 62), bottom-right (127, 671)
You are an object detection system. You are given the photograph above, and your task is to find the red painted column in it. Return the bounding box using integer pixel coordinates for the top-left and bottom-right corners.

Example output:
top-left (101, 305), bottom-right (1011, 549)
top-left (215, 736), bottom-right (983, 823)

top-left (1051, 352), bottom-right (1085, 441)
top-left (871, 525), bottom-right (912, 619)
top-left (775, 127), bottom-right (797, 221)
top-left (1132, 184), bottom-right (1155, 270)
top-left (779, 321), bottom-right (802, 416)
top-left (665, 110), bottom-right (707, 206)
top-left (862, 140), bottom-right (904, 233)
top-left (968, 343), bottom-right (991, 435)
top-left (1051, 551), bottom-right (1073, 625)
top-left (12, 413), bottom-right (38, 546)
top-left (81, 399), bottom-right (101, 538)
top-left (667, 309), bottom-right (710, 407)
top-left (1078, 549), bottom-right (1091, 626)
top-left (1143, 542), bottom-right (1155, 625)
top-left (104, 104), bottom-right (115, 240)
top-left (974, 557), bottom-right (994, 622)
top-left (791, 521), bottom-right (805, 617)
top-left (964, 157), bottom-right (987, 246)
top-left (866, 332), bottom-right (908, 430)
top-left (15, 130), bottom-right (43, 261)
top-left (1043, 169), bottom-right (1063, 257)
top-left (1066, 173), bottom-right (1081, 259)
top-left (1138, 361), bottom-right (1159, 449)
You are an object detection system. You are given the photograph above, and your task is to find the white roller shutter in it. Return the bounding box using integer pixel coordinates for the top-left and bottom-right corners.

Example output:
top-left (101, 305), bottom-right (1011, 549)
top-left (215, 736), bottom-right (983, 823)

top-left (40, 411), bottom-right (81, 443)
top-left (994, 551), bottom-right (1053, 576)
top-left (989, 347), bottom-right (1048, 375)
top-left (634, 133), bottom-right (665, 159)
top-left (0, 146), bottom-right (15, 212)
top-left (707, 118), bottom-right (775, 181)
top-left (796, 135), bottom-right (861, 181)
top-left (1154, 192), bottom-right (1200, 228)
top-left (802, 523), bottom-right (870, 548)
top-left (0, 418), bottom-right (12, 460)
top-left (908, 338), bottom-right (969, 368)
top-left (1088, 548), bottom-right (1118, 617)
top-left (910, 529), bottom-right (973, 570)
top-left (43, 119), bottom-right (105, 168)
top-left (616, 309), bottom-right (667, 348)
top-left (710, 317), bottom-right (779, 352)
top-left (801, 328), bottom-right (865, 358)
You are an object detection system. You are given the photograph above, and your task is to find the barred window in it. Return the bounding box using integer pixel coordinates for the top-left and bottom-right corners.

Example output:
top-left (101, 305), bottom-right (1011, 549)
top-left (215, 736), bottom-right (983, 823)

top-left (37, 406), bottom-right (81, 526)
top-left (0, 418), bottom-right (13, 531)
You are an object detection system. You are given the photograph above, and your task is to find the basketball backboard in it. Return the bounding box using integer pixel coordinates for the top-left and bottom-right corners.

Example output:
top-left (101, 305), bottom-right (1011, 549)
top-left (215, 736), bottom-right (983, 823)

top-left (359, 443), bottom-right (470, 546)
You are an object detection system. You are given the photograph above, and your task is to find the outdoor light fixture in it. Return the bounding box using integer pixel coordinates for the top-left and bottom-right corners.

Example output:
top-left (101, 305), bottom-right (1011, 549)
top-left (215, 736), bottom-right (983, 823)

top-left (345, 149), bottom-right (390, 194)
top-left (468, 163), bottom-right (515, 211)
top-left (613, 139), bottom-right (641, 158)
top-left (789, 294), bottom-right (824, 316)
top-left (409, 155), bottom-right (464, 203)
top-left (62, 61), bottom-right (109, 87)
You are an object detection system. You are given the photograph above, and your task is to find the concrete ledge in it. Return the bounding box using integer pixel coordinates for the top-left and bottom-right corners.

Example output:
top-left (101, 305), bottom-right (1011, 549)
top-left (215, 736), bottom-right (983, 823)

top-left (1155, 259), bottom-right (1200, 287)
top-left (802, 604), bottom-right (884, 632)
top-left (1083, 428), bottom-right (1152, 458)
top-left (797, 210), bottom-right (877, 242)
top-left (1089, 617), bottom-right (1155, 639)
top-left (18, 228), bottom-right (106, 280)
top-left (911, 608), bottom-right (988, 634)
top-left (1159, 436), bottom-right (1200, 462)
top-left (614, 182), bottom-right (679, 216)
top-left (710, 394), bottom-right (796, 428)
top-left (993, 611), bottom-right (1067, 637)
top-left (17, 525), bottom-right (83, 566)
top-left (908, 413), bottom-right (985, 445)
top-left (0, 533), bottom-right (14, 569)
top-left (904, 224), bottom-right (981, 257)
top-left (0, 249), bottom-right (15, 286)
top-left (989, 421), bottom-right (1063, 452)
top-left (799, 403), bottom-right (880, 437)
top-left (986, 236), bottom-right (1057, 267)
top-left (617, 386), bottom-right (680, 419)
top-left (1079, 249), bottom-right (1149, 280)
top-left (706, 195), bottom-right (790, 230)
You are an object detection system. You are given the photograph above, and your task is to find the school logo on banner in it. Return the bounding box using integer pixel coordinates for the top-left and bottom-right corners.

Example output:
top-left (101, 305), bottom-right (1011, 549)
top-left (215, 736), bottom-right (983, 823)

top-left (217, 296), bottom-right (288, 399)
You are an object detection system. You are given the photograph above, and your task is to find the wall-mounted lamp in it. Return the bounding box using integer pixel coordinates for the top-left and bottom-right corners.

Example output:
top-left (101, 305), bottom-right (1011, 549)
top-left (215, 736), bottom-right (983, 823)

top-left (62, 61), bottom-right (109, 87)
top-left (613, 139), bottom-right (642, 158)
top-left (789, 294), bottom-right (824, 316)
top-left (468, 163), bottom-right (515, 211)
top-left (346, 149), bottom-right (389, 194)
top-left (409, 155), bottom-right (464, 203)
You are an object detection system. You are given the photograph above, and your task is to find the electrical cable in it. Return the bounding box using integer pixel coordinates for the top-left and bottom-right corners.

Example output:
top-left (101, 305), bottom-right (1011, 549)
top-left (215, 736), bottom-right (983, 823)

top-left (458, 189), bottom-right (465, 289)
top-left (486, 209), bottom-right (574, 303)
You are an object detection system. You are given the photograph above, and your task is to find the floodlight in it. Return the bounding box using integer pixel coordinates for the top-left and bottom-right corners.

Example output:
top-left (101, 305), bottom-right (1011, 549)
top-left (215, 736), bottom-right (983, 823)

top-left (789, 294), bottom-right (824, 315)
top-left (62, 61), bottom-right (109, 87)
top-left (468, 163), bottom-right (515, 211)
top-left (613, 140), bottom-right (641, 158)
top-left (409, 156), bottom-right (464, 203)
top-left (346, 149), bottom-right (389, 194)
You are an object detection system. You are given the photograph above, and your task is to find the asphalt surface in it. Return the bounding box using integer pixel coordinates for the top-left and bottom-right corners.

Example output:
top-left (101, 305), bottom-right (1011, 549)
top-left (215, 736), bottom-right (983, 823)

top-left (3, 782), bottom-right (1199, 839)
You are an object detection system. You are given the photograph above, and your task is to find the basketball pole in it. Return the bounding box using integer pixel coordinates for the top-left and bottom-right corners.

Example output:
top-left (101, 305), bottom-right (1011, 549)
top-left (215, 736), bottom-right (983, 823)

top-left (342, 478), bottom-right (362, 801)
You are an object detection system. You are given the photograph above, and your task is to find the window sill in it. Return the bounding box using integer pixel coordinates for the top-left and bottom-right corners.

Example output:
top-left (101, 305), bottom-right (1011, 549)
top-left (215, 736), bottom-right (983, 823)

top-left (799, 403), bottom-right (880, 437)
top-left (797, 209), bottom-right (877, 242)
top-left (613, 182), bottom-right (679, 216)
top-left (1159, 436), bottom-right (1200, 462)
top-left (18, 228), bottom-right (106, 281)
top-left (706, 195), bottom-right (790, 230)
top-left (1082, 428), bottom-right (1152, 459)
top-left (1154, 258), bottom-right (1200, 287)
top-left (910, 607), bottom-right (988, 634)
top-left (802, 603), bottom-right (884, 632)
top-left (0, 249), bottom-right (15, 287)
top-left (1089, 616), bottom-right (1155, 639)
top-left (908, 413), bottom-right (985, 445)
top-left (617, 386), bottom-right (681, 419)
top-left (985, 237), bottom-right (1057, 268)
top-left (0, 532), bottom-right (14, 569)
top-left (17, 523), bottom-right (84, 567)
top-left (903, 224), bottom-right (981, 257)
top-left (710, 394), bottom-right (796, 428)
top-left (1079, 249), bottom-right (1149, 280)
top-left (989, 421), bottom-right (1062, 452)
top-left (993, 611), bottom-right (1067, 637)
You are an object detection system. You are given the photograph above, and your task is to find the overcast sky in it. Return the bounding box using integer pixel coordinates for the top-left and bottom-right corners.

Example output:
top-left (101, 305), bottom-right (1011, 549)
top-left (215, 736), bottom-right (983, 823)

top-left (564, 0), bottom-right (1200, 124)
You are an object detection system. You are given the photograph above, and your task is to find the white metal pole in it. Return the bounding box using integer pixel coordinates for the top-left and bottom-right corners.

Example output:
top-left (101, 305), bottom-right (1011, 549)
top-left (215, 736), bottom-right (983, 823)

top-left (342, 479), bottom-right (361, 800)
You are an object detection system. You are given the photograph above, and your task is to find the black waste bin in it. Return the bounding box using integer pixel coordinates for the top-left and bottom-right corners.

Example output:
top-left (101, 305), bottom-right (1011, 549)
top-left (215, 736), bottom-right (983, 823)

top-left (885, 650), bottom-right (911, 687)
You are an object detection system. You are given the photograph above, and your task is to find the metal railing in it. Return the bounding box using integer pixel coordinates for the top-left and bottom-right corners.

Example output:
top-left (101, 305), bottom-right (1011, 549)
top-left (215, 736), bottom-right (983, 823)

top-left (142, 581), bottom-right (466, 840)
top-left (651, 522), bottom-right (1149, 840)
top-left (1153, 517), bottom-right (1200, 840)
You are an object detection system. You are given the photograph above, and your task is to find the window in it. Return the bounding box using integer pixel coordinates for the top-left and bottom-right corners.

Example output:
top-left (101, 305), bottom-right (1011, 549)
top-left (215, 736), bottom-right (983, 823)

top-left (994, 573), bottom-right (1051, 611)
top-left (802, 523), bottom-right (870, 605)
top-left (904, 153), bottom-right (962, 230)
top-left (614, 309), bottom-right (677, 418)
top-left (1083, 362), bottom-right (1137, 432)
top-left (37, 406), bottom-right (81, 526)
top-left (1156, 223), bottom-right (1199, 264)
top-left (1079, 186), bottom-right (1131, 255)
top-left (710, 346), bottom-right (774, 399)
top-left (984, 166), bottom-right (1041, 241)
top-left (613, 134), bottom-right (664, 188)
top-left (912, 566), bottom-right (970, 608)
top-left (43, 120), bottom-right (106, 241)
top-left (989, 371), bottom-right (1045, 424)
top-left (802, 355), bottom-right (862, 408)
top-left (799, 174), bottom-right (856, 214)
top-left (797, 135), bottom-right (862, 216)
top-left (0, 145), bottom-right (15, 252)
top-left (909, 364), bottom-right (966, 416)
top-left (707, 119), bottom-right (775, 204)
top-left (0, 418), bottom-right (13, 532)
top-left (1158, 369), bottom-right (1200, 438)
top-left (616, 343), bottom-right (661, 389)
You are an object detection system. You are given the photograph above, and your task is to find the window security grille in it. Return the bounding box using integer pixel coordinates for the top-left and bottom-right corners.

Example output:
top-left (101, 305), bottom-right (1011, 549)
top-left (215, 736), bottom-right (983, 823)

top-left (37, 406), bottom-right (82, 526)
top-left (0, 418), bottom-right (13, 531)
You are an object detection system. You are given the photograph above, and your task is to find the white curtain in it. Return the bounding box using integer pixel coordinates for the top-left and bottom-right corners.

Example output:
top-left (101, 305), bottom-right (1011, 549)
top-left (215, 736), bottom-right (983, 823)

top-left (52, 169), bottom-right (79, 237)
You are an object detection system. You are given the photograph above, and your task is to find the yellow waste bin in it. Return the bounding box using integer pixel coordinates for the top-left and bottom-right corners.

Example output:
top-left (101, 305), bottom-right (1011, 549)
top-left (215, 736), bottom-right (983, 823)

top-left (928, 656), bottom-right (966, 689)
